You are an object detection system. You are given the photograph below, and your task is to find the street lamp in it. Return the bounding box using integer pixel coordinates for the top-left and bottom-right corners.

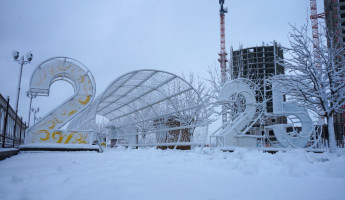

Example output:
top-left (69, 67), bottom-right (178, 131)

top-left (32, 107), bottom-right (40, 124)
top-left (26, 91), bottom-right (36, 126)
top-left (12, 51), bottom-right (33, 141)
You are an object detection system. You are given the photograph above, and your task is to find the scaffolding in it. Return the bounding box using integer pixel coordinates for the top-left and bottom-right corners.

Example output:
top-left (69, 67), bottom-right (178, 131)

top-left (324, 0), bottom-right (345, 141)
top-left (231, 42), bottom-right (284, 114)
top-left (229, 42), bottom-right (287, 144)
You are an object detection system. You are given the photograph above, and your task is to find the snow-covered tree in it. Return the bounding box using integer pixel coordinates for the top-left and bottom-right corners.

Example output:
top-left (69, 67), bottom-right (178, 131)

top-left (272, 24), bottom-right (345, 152)
top-left (206, 63), bottom-right (223, 102)
top-left (180, 72), bottom-right (214, 121)
top-left (92, 118), bottom-right (111, 144)
top-left (167, 72), bottom-right (212, 135)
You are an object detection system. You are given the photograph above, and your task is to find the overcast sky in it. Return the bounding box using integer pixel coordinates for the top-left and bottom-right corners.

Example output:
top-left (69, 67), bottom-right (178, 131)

top-left (0, 0), bottom-right (324, 125)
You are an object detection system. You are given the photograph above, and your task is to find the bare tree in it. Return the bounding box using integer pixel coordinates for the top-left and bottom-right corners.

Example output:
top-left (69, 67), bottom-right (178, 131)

top-left (272, 24), bottom-right (345, 152)
top-left (166, 72), bottom-right (212, 134)
top-left (92, 117), bottom-right (111, 144)
top-left (206, 63), bottom-right (223, 101)
top-left (181, 72), bottom-right (214, 120)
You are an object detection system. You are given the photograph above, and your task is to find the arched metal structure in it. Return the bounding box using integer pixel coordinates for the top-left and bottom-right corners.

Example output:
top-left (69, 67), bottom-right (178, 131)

top-left (68, 70), bottom-right (209, 149)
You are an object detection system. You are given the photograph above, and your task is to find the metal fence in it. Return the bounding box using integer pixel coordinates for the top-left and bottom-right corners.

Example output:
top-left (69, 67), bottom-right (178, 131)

top-left (0, 93), bottom-right (27, 148)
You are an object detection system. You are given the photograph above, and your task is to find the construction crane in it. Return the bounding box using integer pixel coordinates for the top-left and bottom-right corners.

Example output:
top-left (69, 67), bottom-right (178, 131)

top-left (310, 0), bottom-right (325, 124)
top-left (218, 0), bottom-right (228, 85)
top-left (310, 0), bottom-right (325, 59)
top-left (218, 0), bottom-right (228, 125)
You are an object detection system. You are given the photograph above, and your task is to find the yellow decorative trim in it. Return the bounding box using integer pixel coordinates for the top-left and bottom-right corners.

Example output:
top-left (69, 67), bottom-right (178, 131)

top-left (64, 134), bottom-right (73, 144)
top-left (48, 121), bottom-right (55, 129)
top-left (79, 76), bottom-right (85, 83)
top-left (78, 95), bottom-right (90, 105)
top-left (75, 134), bottom-right (83, 141)
top-left (68, 110), bottom-right (77, 116)
top-left (52, 131), bottom-right (63, 143)
top-left (39, 130), bottom-right (50, 141)
top-left (58, 65), bottom-right (71, 71)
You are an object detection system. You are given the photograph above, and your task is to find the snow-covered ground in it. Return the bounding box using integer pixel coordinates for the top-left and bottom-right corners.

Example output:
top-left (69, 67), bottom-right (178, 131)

top-left (0, 147), bottom-right (344, 200)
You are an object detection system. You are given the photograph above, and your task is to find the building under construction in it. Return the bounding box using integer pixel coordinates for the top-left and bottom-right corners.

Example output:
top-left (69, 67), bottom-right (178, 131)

top-left (324, 0), bottom-right (345, 46)
top-left (230, 42), bottom-right (286, 125)
top-left (324, 0), bottom-right (345, 141)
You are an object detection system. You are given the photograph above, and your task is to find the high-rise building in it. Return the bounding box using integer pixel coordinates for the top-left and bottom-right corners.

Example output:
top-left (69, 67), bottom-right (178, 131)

top-left (324, 0), bottom-right (345, 46)
top-left (230, 42), bottom-right (284, 114)
top-left (324, 0), bottom-right (345, 142)
top-left (230, 42), bottom-right (286, 140)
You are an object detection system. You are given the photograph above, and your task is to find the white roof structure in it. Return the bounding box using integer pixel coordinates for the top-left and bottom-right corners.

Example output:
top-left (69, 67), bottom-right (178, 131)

top-left (68, 70), bottom-right (208, 148)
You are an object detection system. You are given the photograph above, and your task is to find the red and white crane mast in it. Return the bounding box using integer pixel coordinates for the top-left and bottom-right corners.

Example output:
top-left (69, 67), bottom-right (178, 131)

top-left (218, 0), bottom-right (228, 125)
top-left (218, 0), bottom-right (228, 85)
top-left (310, 0), bottom-right (325, 60)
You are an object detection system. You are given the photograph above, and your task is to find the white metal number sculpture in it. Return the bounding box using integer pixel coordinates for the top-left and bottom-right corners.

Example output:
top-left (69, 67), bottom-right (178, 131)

top-left (212, 79), bottom-right (263, 147)
top-left (25, 57), bottom-right (95, 144)
top-left (269, 82), bottom-right (313, 148)
top-left (212, 78), bottom-right (316, 149)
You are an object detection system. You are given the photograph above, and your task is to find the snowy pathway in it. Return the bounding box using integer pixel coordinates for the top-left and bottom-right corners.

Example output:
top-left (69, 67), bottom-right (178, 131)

top-left (0, 148), bottom-right (344, 200)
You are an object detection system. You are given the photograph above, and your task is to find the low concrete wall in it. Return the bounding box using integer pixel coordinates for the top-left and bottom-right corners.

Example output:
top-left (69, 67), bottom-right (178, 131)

top-left (0, 149), bottom-right (18, 161)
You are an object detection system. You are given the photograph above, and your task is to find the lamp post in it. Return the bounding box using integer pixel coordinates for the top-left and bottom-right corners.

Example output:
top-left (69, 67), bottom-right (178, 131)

top-left (32, 107), bottom-right (40, 124)
top-left (12, 51), bottom-right (32, 144)
top-left (26, 91), bottom-right (36, 127)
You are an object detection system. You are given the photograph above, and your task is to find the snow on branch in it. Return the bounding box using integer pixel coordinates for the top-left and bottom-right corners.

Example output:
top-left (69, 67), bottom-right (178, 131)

top-left (272, 24), bottom-right (345, 118)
